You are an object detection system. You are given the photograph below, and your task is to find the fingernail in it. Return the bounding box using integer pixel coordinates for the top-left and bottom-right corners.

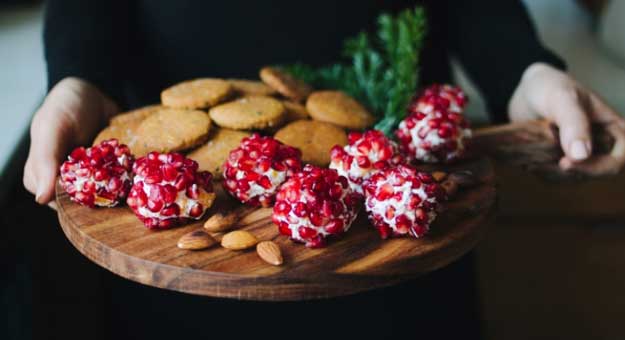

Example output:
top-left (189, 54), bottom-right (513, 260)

top-left (570, 140), bottom-right (589, 160)
top-left (35, 186), bottom-right (43, 202)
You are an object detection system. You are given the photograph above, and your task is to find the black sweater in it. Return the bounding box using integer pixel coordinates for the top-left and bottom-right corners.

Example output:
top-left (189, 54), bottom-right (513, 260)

top-left (44, 0), bottom-right (564, 123)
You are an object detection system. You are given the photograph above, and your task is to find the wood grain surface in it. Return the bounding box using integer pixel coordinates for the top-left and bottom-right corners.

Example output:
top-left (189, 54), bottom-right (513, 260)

top-left (55, 157), bottom-right (496, 301)
top-left (472, 119), bottom-right (617, 180)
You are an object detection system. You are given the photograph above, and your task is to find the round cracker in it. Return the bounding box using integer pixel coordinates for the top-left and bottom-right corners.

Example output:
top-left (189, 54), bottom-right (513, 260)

top-left (134, 108), bottom-right (211, 155)
top-left (259, 67), bottom-right (312, 102)
top-left (109, 104), bottom-right (162, 126)
top-left (187, 128), bottom-right (252, 177)
top-left (306, 90), bottom-right (375, 129)
top-left (274, 120), bottom-right (348, 166)
top-left (282, 100), bottom-right (309, 122)
top-left (209, 96), bottom-right (285, 130)
top-left (93, 123), bottom-right (139, 148)
top-left (161, 78), bottom-right (233, 109)
top-left (228, 79), bottom-right (277, 96)
top-left (93, 120), bottom-right (146, 155)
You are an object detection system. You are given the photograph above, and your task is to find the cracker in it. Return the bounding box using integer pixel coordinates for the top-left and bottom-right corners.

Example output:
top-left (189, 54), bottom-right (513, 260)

top-left (187, 128), bottom-right (252, 177)
top-left (161, 78), bottom-right (232, 109)
top-left (274, 119), bottom-right (348, 166)
top-left (209, 96), bottom-right (285, 130)
top-left (109, 105), bottom-right (162, 126)
top-left (134, 108), bottom-right (211, 155)
top-left (259, 67), bottom-right (312, 102)
top-left (282, 100), bottom-right (309, 122)
top-left (228, 79), bottom-right (277, 96)
top-left (306, 90), bottom-right (375, 129)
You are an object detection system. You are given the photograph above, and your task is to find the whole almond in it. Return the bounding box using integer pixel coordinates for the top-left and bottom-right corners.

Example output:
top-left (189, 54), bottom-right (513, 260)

top-left (256, 241), bottom-right (283, 266)
top-left (204, 212), bottom-right (239, 232)
top-left (177, 230), bottom-right (217, 250)
top-left (431, 171), bottom-right (447, 182)
top-left (441, 179), bottom-right (458, 197)
top-left (221, 230), bottom-right (258, 250)
top-left (448, 170), bottom-right (476, 187)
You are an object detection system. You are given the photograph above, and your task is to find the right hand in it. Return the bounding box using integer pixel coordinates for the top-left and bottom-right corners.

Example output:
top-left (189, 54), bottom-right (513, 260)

top-left (23, 77), bottom-right (119, 205)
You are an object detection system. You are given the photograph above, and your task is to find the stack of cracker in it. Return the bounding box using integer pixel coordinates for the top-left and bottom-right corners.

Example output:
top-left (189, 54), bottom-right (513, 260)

top-left (93, 66), bottom-right (377, 178)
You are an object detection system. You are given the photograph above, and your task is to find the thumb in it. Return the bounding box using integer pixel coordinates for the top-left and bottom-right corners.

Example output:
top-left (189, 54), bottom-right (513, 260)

top-left (34, 153), bottom-right (61, 204)
top-left (551, 92), bottom-right (592, 161)
top-left (30, 109), bottom-right (72, 204)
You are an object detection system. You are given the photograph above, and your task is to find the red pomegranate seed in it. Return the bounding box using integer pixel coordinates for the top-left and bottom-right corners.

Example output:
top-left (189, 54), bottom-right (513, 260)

top-left (298, 226), bottom-right (318, 239)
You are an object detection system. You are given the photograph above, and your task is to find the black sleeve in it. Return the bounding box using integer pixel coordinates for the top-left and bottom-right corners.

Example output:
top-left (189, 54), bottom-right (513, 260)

top-left (44, 0), bottom-right (130, 105)
top-left (444, 0), bottom-right (566, 123)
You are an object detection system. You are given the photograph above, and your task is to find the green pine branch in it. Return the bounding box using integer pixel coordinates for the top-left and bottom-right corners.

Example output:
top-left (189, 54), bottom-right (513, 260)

top-left (283, 6), bottom-right (426, 135)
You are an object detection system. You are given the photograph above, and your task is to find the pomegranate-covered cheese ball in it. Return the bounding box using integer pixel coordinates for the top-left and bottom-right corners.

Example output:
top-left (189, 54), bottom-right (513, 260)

top-left (396, 106), bottom-right (472, 163)
top-left (329, 130), bottom-right (403, 195)
top-left (59, 139), bottom-right (134, 208)
top-left (223, 134), bottom-right (302, 207)
top-left (409, 84), bottom-right (468, 115)
top-left (127, 152), bottom-right (215, 229)
top-left (273, 165), bottom-right (360, 248)
top-left (364, 165), bottom-right (444, 239)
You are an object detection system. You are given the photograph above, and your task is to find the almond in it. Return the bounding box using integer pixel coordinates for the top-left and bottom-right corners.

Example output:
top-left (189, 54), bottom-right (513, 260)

top-left (431, 171), bottom-right (447, 182)
top-left (256, 241), bottom-right (283, 266)
top-left (441, 179), bottom-right (458, 197)
top-left (204, 212), bottom-right (239, 232)
top-left (177, 230), bottom-right (217, 250)
top-left (221, 230), bottom-right (258, 250)
top-left (448, 170), bottom-right (476, 187)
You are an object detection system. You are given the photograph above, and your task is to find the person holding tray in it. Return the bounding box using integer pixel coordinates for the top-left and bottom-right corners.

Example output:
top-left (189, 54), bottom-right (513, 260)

top-left (22, 1), bottom-right (625, 339)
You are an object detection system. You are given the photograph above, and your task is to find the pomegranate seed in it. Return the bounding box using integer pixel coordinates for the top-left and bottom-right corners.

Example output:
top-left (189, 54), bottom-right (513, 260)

top-left (278, 222), bottom-right (292, 236)
top-left (309, 211), bottom-right (324, 227)
top-left (236, 179), bottom-right (250, 192)
top-left (189, 203), bottom-right (204, 218)
top-left (298, 226), bottom-right (318, 239)
top-left (160, 204), bottom-right (180, 217)
top-left (376, 184), bottom-right (393, 201)
top-left (325, 219), bottom-right (344, 234)
top-left (161, 164), bottom-right (177, 182)
top-left (275, 201), bottom-right (291, 214)
top-left (147, 198), bottom-right (163, 212)
top-left (258, 176), bottom-right (272, 189)
top-left (306, 236), bottom-right (326, 248)
top-left (293, 202), bottom-right (307, 217)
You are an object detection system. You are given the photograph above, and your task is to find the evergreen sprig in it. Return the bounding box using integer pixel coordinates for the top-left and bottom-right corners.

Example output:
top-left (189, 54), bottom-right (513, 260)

top-left (283, 6), bottom-right (426, 135)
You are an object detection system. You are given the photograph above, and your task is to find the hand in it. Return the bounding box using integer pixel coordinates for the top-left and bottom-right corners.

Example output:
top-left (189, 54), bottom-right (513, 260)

top-left (509, 62), bottom-right (625, 175)
top-left (23, 77), bottom-right (119, 205)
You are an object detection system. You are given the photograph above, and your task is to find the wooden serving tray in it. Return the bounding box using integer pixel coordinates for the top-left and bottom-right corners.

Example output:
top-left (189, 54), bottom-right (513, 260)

top-left (56, 156), bottom-right (496, 301)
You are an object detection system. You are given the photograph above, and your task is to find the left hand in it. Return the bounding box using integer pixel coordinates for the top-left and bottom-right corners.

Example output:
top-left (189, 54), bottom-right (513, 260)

top-left (508, 62), bottom-right (625, 175)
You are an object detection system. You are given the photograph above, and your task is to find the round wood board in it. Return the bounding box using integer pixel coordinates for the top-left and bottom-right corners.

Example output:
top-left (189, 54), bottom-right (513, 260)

top-left (56, 156), bottom-right (496, 301)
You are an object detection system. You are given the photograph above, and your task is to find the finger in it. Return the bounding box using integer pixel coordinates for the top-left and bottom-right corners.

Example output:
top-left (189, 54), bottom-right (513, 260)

top-left (34, 155), bottom-right (60, 204)
top-left (23, 156), bottom-right (37, 195)
top-left (31, 130), bottom-right (65, 204)
top-left (29, 111), bottom-right (70, 205)
top-left (559, 124), bottom-right (625, 175)
top-left (551, 89), bottom-right (592, 161)
top-left (48, 201), bottom-right (58, 211)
